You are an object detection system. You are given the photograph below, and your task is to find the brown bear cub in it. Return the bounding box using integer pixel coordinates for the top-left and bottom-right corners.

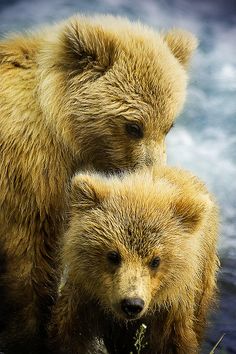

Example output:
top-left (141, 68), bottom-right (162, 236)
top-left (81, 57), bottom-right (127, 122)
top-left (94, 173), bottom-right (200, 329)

top-left (51, 167), bottom-right (219, 354)
top-left (0, 14), bottom-right (198, 353)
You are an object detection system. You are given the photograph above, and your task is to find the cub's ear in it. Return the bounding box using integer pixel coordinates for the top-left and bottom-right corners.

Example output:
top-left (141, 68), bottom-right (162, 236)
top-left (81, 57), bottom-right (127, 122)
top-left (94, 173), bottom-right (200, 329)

top-left (58, 19), bottom-right (117, 74)
top-left (70, 173), bottom-right (110, 210)
top-left (164, 29), bottom-right (198, 68)
top-left (172, 193), bottom-right (210, 234)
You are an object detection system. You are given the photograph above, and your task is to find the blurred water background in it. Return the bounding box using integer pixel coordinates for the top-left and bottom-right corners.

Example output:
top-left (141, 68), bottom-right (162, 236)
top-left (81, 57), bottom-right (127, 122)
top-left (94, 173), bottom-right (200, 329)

top-left (0, 0), bottom-right (235, 353)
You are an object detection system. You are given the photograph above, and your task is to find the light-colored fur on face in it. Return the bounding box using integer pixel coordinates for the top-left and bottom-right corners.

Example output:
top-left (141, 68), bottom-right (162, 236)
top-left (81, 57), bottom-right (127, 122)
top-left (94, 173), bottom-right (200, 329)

top-left (38, 15), bottom-right (197, 171)
top-left (53, 167), bottom-right (219, 354)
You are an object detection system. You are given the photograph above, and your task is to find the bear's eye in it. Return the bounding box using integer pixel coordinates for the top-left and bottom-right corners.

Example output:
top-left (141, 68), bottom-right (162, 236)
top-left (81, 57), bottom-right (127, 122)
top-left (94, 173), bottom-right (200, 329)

top-left (125, 122), bottom-right (144, 139)
top-left (149, 256), bottom-right (160, 270)
top-left (107, 251), bottom-right (121, 266)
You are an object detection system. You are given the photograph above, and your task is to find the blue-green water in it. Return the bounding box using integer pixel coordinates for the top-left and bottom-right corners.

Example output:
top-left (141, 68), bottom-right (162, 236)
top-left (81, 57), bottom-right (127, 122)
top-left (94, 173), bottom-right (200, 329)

top-left (0, 0), bottom-right (235, 352)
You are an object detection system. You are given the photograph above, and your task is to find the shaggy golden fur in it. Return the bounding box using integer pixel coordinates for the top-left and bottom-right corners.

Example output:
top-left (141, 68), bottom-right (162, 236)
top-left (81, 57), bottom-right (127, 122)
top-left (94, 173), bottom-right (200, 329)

top-left (50, 167), bottom-right (219, 354)
top-left (0, 14), bottom-right (197, 353)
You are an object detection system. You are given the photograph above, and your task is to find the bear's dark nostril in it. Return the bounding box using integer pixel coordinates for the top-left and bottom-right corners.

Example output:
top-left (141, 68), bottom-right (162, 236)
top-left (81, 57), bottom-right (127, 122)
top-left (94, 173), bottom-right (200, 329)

top-left (121, 298), bottom-right (144, 317)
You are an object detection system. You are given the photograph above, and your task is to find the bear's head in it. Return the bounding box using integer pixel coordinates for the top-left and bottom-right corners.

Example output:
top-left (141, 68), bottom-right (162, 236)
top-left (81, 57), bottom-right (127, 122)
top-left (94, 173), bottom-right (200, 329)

top-left (39, 15), bottom-right (197, 173)
top-left (62, 168), bottom-right (212, 321)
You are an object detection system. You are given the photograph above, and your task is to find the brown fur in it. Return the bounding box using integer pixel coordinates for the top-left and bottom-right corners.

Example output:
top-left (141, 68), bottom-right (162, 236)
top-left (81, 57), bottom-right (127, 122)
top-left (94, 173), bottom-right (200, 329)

top-left (0, 14), bottom-right (197, 353)
top-left (50, 167), bottom-right (219, 354)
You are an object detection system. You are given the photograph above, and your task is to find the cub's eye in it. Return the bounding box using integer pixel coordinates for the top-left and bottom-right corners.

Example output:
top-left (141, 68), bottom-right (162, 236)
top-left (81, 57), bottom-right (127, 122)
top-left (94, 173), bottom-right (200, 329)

top-left (107, 251), bottom-right (121, 266)
top-left (149, 257), bottom-right (160, 270)
top-left (125, 122), bottom-right (144, 139)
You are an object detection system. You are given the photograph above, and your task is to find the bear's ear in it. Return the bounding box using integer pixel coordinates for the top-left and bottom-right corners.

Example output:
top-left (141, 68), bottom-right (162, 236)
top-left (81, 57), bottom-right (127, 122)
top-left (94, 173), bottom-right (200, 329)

top-left (172, 194), bottom-right (210, 234)
top-left (59, 20), bottom-right (117, 75)
top-left (70, 173), bottom-right (110, 211)
top-left (164, 29), bottom-right (198, 68)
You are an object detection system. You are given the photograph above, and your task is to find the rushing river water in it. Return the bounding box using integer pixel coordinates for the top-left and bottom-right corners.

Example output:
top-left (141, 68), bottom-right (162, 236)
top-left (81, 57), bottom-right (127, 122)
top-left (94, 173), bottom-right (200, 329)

top-left (0, 0), bottom-right (235, 353)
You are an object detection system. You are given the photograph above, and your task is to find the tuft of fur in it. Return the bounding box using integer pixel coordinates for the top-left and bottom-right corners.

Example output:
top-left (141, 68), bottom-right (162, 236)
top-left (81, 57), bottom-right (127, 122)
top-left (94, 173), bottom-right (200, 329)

top-left (50, 166), bottom-right (219, 354)
top-left (0, 14), bottom-right (197, 353)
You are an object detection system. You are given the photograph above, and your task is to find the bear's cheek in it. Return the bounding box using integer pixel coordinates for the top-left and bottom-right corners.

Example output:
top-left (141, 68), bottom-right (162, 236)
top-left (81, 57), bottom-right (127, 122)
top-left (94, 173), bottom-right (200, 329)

top-left (77, 125), bottom-right (167, 171)
top-left (77, 132), bottom-right (140, 172)
top-left (94, 272), bottom-right (118, 304)
top-left (149, 273), bottom-right (164, 302)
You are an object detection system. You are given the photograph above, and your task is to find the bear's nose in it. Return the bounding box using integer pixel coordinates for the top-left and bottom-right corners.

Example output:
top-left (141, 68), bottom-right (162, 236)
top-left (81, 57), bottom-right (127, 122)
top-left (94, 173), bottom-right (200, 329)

top-left (121, 298), bottom-right (144, 317)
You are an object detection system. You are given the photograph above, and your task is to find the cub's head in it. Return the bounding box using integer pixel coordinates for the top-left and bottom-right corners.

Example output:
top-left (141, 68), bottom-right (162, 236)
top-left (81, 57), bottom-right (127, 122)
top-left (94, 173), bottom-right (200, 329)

top-left (63, 169), bottom-right (211, 321)
top-left (39, 15), bottom-right (197, 172)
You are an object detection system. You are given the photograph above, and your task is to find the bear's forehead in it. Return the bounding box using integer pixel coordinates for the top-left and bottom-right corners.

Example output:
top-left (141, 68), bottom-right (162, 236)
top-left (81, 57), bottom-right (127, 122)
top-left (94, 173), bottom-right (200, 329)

top-left (105, 56), bottom-right (185, 125)
top-left (122, 227), bottom-right (161, 256)
top-left (97, 211), bottom-right (170, 253)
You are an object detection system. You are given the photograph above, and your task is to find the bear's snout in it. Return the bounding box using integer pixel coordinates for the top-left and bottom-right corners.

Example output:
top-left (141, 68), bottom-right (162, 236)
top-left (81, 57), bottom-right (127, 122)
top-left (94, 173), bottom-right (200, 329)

top-left (120, 298), bottom-right (145, 318)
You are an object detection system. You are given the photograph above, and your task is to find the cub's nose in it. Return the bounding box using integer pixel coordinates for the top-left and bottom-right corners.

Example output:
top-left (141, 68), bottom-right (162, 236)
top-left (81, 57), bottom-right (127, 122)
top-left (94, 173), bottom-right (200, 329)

top-left (121, 298), bottom-right (144, 317)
